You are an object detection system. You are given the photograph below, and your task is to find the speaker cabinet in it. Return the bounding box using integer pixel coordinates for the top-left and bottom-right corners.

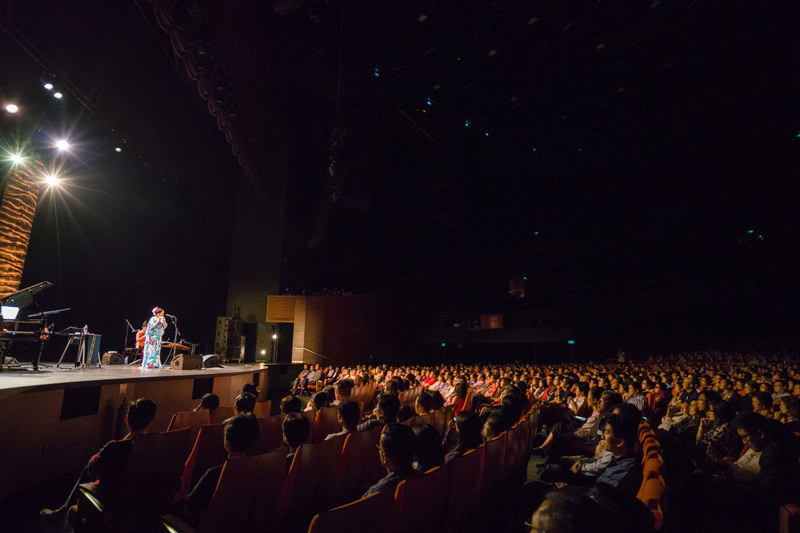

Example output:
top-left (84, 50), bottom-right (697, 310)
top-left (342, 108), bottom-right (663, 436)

top-left (202, 354), bottom-right (223, 368)
top-left (102, 352), bottom-right (123, 365)
top-left (171, 354), bottom-right (203, 370)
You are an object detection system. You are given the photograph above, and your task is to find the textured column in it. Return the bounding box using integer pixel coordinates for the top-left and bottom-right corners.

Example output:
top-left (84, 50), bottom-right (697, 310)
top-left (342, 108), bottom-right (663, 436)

top-left (0, 161), bottom-right (44, 298)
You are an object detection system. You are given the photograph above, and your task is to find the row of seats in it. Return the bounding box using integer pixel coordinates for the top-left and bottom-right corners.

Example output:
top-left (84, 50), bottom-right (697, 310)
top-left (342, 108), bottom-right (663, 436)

top-left (637, 422), bottom-right (666, 530)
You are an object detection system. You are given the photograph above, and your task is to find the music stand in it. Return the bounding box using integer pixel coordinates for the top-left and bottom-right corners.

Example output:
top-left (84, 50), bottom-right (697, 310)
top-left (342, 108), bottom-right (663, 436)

top-left (56, 326), bottom-right (88, 369)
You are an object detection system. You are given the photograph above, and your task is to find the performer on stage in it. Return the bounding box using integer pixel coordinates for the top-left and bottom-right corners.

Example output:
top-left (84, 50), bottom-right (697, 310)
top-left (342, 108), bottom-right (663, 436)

top-left (135, 321), bottom-right (147, 349)
top-left (142, 307), bottom-right (167, 369)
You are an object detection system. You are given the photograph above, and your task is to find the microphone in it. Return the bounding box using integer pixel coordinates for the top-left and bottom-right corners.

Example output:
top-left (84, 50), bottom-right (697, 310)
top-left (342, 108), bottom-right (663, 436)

top-left (166, 313), bottom-right (177, 319)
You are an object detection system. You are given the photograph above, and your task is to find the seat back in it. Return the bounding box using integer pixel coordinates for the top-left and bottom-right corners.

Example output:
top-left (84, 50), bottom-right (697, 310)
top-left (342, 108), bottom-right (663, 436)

top-left (414, 412), bottom-right (434, 428)
top-left (200, 447), bottom-right (288, 533)
top-left (392, 465), bottom-right (448, 532)
top-left (313, 407), bottom-right (340, 442)
top-left (638, 476), bottom-right (665, 530)
top-left (249, 415), bottom-right (286, 456)
top-left (252, 400), bottom-right (273, 419)
top-left (209, 407), bottom-right (235, 425)
top-left (432, 409), bottom-right (449, 435)
top-left (336, 427), bottom-right (384, 505)
top-left (504, 420), bottom-right (526, 482)
top-left (177, 423), bottom-right (227, 501)
top-left (168, 410), bottom-right (210, 445)
top-left (299, 410), bottom-right (317, 442)
top-left (103, 428), bottom-right (192, 522)
top-left (443, 447), bottom-right (484, 533)
top-left (477, 433), bottom-right (506, 502)
top-left (281, 435), bottom-right (347, 527)
top-left (308, 486), bottom-right (394, 533)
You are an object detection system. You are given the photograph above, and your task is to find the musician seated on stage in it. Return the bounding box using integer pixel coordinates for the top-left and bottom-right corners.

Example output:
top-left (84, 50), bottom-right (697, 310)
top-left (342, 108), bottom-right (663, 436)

top-left (40, 398), bottom-right (157, 526)
top-left (183, 413), bottom-right (261, 525)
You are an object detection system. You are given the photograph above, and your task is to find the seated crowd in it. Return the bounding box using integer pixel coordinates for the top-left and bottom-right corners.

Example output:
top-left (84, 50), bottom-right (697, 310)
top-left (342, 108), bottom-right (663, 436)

top-left (40, 346), bottom-right (800, 533)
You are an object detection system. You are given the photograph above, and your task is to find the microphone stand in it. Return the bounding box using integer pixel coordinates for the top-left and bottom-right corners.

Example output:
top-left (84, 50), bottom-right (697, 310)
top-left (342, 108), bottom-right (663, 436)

top-left (124, 319), bottom-right (135, 356)
top-left (164, 315), bottom-right (180, 367)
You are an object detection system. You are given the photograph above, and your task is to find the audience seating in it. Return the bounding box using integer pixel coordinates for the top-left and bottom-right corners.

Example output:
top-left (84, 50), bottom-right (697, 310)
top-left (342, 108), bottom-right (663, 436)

top-left (252, 400), bottom-right (273, 419)
top-left (75, 428), bottom-right (192, 532)
top-left (280, 434), bottom-right (348, 528)
top-left (249, 415), bottom-right (286, 456)
top-left (391, 464), bottom-right (448, 532)
top-left (209, 407), bottom-right (235, 425)
top-left (476, 432), bottom-right (507, 503)
top-left (443, 447), bottom-right (484, 533)
top-left (335, 426), bottom-right (384, 506)
top-left (780, 504), bottom-right (800, 533)
top-left (298, 411), bottom-right (316, 442)
top-left (168, 410), bottom-right (211, 446)
top-left (414, 412), bottom-right (434, 428)
top-left (177, 423), bottom-right (226, 501)
top-left (312, 407), bottom-right (340, 442)
top-left (432, 408), bottom-right (449, 435)
top-left (163, 446), bottom-right (288, 533)
top-left (307, 486), bottom-right (393, 533)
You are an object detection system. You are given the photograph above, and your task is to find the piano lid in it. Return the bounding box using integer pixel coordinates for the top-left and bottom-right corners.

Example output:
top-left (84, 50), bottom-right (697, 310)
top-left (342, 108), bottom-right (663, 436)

top-left (1, 281), bottom-right (53, 308)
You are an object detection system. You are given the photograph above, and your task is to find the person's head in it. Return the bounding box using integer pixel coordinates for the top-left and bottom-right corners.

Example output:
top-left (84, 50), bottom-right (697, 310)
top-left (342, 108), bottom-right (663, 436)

top-left (384, 379), bottom-right (399, 397)
top-left (240, 382), bottom-right (259, 397)
top-left (732, 410), bottom-right (785, 452)
top-left (152, 307), bottom-right (164, 318)
top-left (376, 393), bottom-right (401, 422)
top-left (415, 392), bottom-right (433, 415)
top-left (752, 391), bottom-right (773, 413)
top-left (282, 413), bottom-right (311, 450)
top-left (707, 400), bottom-right (736, 427)
top-left (611, 403), bottom-right (642, 421)
top-left (778, 395), bottom-right (798, 417)
top-left (337, 399), bottom-right (360, 431)
top-left (483, 412), bottom-right (512, 442)
top-left (774, 380), bottom-right (787, 394)
top-left (334, 379), bottom-right (353, 402)
top-left (454, 381), bottom-right (468, 400)
top-left (529, 489), bottom-right (604, 533)
top-left (627, 382), bottom-right (641, 397)
top-left (379, 424), bottom-right (416, 472)
top-left (429, 390), bottom-right (445, 410)
top-left (281, 394), bottom-right (302, 414)
top-left (760, 383), bottom-right (770, 393)
top-left (602, 414), bottom-right (638, 457)
top-left (575, 382), bottom-right (590, 398)
top-left (454, 411), bottom-right (483, 451)
top-left (589, 387), bottom-right (607, 410)
top-left (235, 392), bottom-right (257, 414)
top-left (744, 381), bottom-right (757, 395)
top-left (199, 393), bottom-right (220, 413)
top-left (224, 413), bottom-right (260, 455)
top-left (127, 398), bottom-right (157, 432)
top-left (412, 424), bottom-right (444, 472)
top-left (397, 405), bottom-right (414, 423)
top-left (500, 393), bottom-right (523, 423)
top-left (696, 390), bottom-right (721, 413)
top-left (141, 321), bottom-right (148, 329)
top-left (311, 391), bottom-right (329, 411)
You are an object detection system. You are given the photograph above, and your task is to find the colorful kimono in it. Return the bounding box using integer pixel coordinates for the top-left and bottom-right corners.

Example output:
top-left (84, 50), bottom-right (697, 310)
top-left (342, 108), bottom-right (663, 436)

top-left (142, 316), bottom-right (166, 368)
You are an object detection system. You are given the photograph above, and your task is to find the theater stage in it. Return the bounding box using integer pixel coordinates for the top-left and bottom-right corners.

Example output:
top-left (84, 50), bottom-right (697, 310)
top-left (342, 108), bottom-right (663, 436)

top-left (0, 363), bottom-right (279, 499)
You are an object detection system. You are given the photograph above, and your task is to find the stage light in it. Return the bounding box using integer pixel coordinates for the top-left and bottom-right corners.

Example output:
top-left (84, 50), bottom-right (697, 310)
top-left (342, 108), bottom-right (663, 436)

top-left (485, 132), bottom-right (489, 136)
top-left (56, 140), bottom-right (70, 151)
top-left (45, 175), bottom-right (60, 187)
top-left (523, 276), bottom-right (527, 280)
top-left (5, 104), bottom-right (19, 113)
top-left (534, 231), bottom-right (539, 235)
top-left (44, 83), bottom-right (54, 90)
top-left (260, 349), bottom-right (266, 355)
top-left (441, 343), bottom-right (446, 347)
top-left (272, 334), bottom-right (278, 340)
top-left (567, 340), bottom-right (576, 345)
top-left (427, 97), bottom-right (432, 106)
top-left (465, 120), bottom-right (470, 127)
top-left (374, 67), bottom-right (380, 77)
top-left (53, 92), bottom-right (63, 99)
top-left (115, 147), bottom-right (122, 152)
top-left (10, 154), bottom-right (24, 165)
top-left (748, 230), bottom-right (754, 234)
top-left (532, 148), bottom-right (537, 151)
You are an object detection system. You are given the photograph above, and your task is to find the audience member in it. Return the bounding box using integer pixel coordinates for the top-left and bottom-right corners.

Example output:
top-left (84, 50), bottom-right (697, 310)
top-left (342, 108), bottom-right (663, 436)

top-left (325, 400), bottom-right (360, 440)
top-left (283, 413), bottom-right (312, 473)
top-left (363, 424), bottom-right (418, 497)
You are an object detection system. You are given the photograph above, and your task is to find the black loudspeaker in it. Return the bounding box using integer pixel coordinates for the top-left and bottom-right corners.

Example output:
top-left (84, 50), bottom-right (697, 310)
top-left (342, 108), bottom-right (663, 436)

top-left (202, 354), bottom-right (224, 368)
top-left (102, 352), bottom-right (124, 365)
top-left (171, 354), bottom-right (203, 370)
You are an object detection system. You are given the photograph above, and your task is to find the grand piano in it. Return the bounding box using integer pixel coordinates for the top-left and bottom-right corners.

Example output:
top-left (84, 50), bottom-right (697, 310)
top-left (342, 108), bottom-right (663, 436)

top-left (1, 281), bottom-right (53, 371)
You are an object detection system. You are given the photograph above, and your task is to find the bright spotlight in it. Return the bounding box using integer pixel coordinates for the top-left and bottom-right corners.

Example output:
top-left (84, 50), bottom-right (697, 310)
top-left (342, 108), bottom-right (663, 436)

top-left (114, 147), bottom-right (122, 152)
top-left (260, 349), bottom-right (266, 355)
top-left (45, 175), bottom-right (60, 187)
top-left (44, 83), bottom-right (54, 90)
top-left (53, 92), bottom-right (63, 99)
top-left (55, 140), bottom-right (70, 151)
top-left (10, 154), bottom-right (24, 165)
top-left (5, 104), bottom-right (19, 113)
top-left (271, 334), bottom-right (278, 340)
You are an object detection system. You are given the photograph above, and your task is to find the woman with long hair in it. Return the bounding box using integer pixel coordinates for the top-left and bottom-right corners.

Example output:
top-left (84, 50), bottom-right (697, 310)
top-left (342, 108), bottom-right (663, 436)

top-left (696, 400), bottom-right (741, 462)
top-left (445, 411), bottom-right (483, 463)
top-left (141, 307), bottom-right (167, 369)
top-left (412, 424), bottom-right (445, 473)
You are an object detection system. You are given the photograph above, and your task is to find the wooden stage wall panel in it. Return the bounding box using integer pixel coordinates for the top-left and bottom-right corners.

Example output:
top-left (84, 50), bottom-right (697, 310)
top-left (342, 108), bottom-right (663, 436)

top-left (266, 295), bottom-right (297, 323)
top-left (0, 366), bottom-right (268, 499)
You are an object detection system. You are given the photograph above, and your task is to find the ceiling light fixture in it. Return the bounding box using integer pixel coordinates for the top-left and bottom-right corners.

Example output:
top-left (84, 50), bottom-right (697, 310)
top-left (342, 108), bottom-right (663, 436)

top-left (53, 92), bottom-right (63, 99)
top-left (5, 104), bottom-right (19, 113)
top-left (56, 140), bottom-right (70, 151)
top-left (44, 83), bottom-right (54, 90)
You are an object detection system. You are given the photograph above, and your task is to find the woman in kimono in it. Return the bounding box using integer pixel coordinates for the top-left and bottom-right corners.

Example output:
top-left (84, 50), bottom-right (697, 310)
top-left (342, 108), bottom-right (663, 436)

top-left (142, 307), bottom-right (167, 369)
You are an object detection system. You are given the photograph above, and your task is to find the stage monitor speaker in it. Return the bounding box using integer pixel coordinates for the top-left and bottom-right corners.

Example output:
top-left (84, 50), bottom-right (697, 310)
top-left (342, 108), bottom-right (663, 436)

top-left (172, 354), bottom-right (203, 370)
top-left (202, 354), bottom-right (224, 368)
top-left (102, 352), bottom-right (123, 365)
